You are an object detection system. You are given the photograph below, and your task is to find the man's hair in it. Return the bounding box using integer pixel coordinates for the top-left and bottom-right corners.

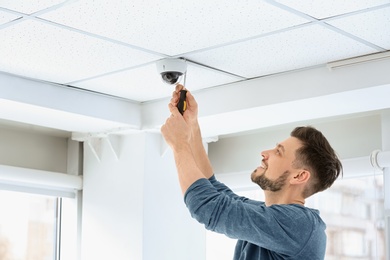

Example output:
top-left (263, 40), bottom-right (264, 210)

top-left (291, 126), bottom-right (342, 198)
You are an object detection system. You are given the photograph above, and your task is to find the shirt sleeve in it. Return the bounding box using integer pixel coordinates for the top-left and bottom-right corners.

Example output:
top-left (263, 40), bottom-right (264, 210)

top-left (184, 178), bottom-right (321, 256)
top-left (208, 175), bottom-right (259, 205)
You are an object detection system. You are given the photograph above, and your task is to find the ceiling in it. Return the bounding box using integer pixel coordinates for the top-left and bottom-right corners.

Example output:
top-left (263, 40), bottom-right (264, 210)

top-left (0, 1), bottom-right (390, 139)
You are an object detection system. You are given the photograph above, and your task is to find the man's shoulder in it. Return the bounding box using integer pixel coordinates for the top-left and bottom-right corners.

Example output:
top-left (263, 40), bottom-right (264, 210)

top-left (268, 204), bottom-right (324, 224)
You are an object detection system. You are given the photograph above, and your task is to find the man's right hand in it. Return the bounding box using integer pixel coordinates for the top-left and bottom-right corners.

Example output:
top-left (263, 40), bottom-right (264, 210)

top-left (171, 84), bottom-right (199, 128)
top-left (169, 84), bottom-right (214, 178)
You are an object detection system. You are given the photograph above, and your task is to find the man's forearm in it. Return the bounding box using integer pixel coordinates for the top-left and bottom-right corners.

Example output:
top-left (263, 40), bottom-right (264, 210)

top-left (189, 121), bottom-right (214, 179)
top-left (173, 142), bottom-right (205, 195)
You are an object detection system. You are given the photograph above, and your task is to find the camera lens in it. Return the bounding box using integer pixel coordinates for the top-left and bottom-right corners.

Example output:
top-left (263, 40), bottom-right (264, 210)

top-left (162, 72), bottom-right (182, 84)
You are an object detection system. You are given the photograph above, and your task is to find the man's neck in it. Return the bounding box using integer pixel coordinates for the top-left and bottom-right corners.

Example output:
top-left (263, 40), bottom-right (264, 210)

top-left (264, 190), bottom-right (305, 207)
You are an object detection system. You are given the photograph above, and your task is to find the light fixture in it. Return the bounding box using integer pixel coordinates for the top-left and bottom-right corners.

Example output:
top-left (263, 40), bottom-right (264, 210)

top-left (327, 51), bottom-right (390, 70)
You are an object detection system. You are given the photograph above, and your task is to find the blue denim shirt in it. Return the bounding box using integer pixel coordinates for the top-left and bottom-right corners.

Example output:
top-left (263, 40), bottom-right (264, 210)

top-left (184, 176), bottom-right (326, 260)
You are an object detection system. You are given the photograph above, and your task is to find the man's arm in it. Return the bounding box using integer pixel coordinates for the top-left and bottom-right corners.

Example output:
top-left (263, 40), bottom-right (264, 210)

top-left (184, 180), bottom-right (318, 257)
top-left (188, 113), bottom-right (213, 179)
top-left (161, 102), bottom-right (205, 194)
top-left (172, 142), bottom-right (206, 195)
top-left (171, 86), bottom-right (214, 179)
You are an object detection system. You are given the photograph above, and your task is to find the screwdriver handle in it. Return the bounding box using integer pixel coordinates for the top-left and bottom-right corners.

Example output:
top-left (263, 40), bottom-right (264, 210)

top-left (177, 90), bottom-right (187, 115)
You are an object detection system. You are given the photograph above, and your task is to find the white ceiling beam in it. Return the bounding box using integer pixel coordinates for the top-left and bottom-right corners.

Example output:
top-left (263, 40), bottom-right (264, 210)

top-left (142, 58), bottom-right (390, 138)
top-left (0, 72), bottom-right (141, 133)
top-left (1, 57), bottom-right (389, 138)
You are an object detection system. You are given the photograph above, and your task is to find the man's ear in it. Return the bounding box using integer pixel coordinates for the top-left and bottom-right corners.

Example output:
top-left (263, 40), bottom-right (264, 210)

top-left (290, 170), bottom-right (310, 185)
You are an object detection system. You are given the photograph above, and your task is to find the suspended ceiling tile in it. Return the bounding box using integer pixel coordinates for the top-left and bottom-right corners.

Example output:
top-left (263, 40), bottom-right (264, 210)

top-left (0, 10), bottom-right (20, 25)
top-left (0, 19), bottom-right (161, 84)
top-left (275, 0), bottom-right (389, 19)
top-left (0, 0), bottom-right (67, 14)
top-left (327, 6), bottom-right (390, 49)
top-left (72, 62), bottom-right (242, 102)
top-left (186, 24), bottom-right (378, 78)
top-left (40, 0), bottom-right (309, 55)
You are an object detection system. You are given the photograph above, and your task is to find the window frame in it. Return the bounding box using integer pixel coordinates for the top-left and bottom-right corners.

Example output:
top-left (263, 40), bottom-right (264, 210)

top-left (0, 164), bottom-right (82, 260)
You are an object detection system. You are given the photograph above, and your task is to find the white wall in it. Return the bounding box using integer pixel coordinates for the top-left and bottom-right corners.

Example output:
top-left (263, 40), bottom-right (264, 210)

top-left (209, 114), bottom-right (383, 175)
top-left (0, 127), bottom-right (81, 258)
top-left (143, 133), bottom-right (205, 260)
top-left (81, 132), bottom-right (205, 260)
top-left (81, 133), bottom-right (145, 259)
top-left (0, 123), bottom-right (206, 260)
top-left (0, 127), bottom-right (68, 172)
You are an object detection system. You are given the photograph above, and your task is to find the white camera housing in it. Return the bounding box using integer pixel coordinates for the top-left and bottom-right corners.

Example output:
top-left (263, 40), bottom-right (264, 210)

top-left (156, 58), bottom-right (187, 85)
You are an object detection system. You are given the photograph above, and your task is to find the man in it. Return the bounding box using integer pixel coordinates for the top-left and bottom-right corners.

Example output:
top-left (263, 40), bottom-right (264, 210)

top-left (161, 85), bottom-right (342, 259)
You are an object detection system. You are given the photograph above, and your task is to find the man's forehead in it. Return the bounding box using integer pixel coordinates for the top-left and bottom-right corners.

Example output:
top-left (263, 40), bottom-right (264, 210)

top-left (279, 137), bottom-right (303, 152)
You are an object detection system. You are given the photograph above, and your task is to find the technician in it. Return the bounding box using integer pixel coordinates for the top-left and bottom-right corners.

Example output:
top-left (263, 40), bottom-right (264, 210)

top-left (161, 85), bottom-right (342, 259)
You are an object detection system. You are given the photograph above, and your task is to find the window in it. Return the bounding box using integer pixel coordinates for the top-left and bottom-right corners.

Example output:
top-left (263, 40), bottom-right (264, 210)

top-left (0, 190), bottom-right (59, 260)
top-left (0, 164), bottom-right (82, 260)
top-left (206, 174), bottom-right (385, 260)
top-left (310, 175), bottom-right (385, 259)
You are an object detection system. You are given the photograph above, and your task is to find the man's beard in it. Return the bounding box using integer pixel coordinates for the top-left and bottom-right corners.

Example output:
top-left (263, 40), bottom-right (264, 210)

top-left (251, 169), bottom-right (289, 192)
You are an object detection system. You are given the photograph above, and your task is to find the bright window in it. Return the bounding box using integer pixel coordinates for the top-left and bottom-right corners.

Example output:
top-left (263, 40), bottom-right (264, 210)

top-left (311, 175), bottom-right (385, 259)
top-left (0, 190), bottom-right (59, 260)
top-left (206, 174), bottom-right (385, 260)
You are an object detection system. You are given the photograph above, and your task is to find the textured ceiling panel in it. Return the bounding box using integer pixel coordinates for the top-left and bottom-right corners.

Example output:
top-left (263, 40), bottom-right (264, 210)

top-left (186, 24), bottom-right (378, 78)
top-left (0, 1), bottom-right (389, 138)
top-left (0, 10), bottom-right (19, 25)
top-left (72, 62), bottom-right (243, 102)
top-left (0, 1), bottom-right (389, 106)
top-left (327, 6), bottom-right (390, 49)
top-left (40, 0), bottom-right (309, 55)
top-left (0, 19), bottom-right (161, 83)
top-left (275, 0), bottom-right (390, 19)
top-left (0, 0), bottom-right (66, 14)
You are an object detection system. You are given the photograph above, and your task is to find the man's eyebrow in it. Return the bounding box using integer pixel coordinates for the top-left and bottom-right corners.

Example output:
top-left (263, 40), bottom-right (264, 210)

top-left (276, 143), bottom-right (285, 153)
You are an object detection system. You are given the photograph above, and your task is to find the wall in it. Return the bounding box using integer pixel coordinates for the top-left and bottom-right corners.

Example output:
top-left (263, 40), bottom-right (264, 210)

top-left (209, 114), bottom-right (383, 175)
top-left (0, 126), bottom-right (206, 260)
top-left (81, 132), bottom-right (205, 260)
top-left (0, 126), bottom-right (68, 172)
top-left (0, 126), bottom-right (80, 258)
top-left (81, 133), bottom-right (145, 259)
top-left (143, 133), bottom-right (205, 260)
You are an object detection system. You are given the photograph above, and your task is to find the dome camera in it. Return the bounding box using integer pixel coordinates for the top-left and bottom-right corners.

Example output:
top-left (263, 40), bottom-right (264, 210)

top-left (156, 58), bottom-right (187, 85)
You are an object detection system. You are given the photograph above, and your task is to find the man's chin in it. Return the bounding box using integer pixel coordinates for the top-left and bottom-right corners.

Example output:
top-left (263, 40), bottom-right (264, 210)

top-left (251, 168), bottom-right (263, 181)
top-left (250, 171), bottom-right (256, 182)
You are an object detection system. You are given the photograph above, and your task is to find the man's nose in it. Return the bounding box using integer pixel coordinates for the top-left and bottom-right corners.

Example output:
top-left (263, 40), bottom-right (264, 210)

top-left (261, 150), bottom-right (269, 160)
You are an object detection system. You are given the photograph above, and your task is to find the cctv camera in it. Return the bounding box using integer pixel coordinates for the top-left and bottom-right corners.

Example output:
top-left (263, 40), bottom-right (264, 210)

top-left (156, 58), bottom-right (187, 85)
